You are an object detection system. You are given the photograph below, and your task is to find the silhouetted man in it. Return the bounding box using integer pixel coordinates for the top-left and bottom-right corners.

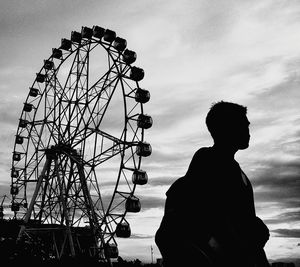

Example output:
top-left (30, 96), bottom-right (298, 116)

top-left (155, 101), bottom-right (270, 267)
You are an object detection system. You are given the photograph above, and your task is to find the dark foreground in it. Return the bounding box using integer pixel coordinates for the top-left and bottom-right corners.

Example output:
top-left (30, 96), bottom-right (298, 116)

top-left (1, 257), bottom-right (161, 267)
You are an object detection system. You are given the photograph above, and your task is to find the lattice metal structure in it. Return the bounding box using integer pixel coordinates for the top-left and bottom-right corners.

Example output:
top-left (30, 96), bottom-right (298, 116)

top-left (10, 26), bottom-right (152, 263)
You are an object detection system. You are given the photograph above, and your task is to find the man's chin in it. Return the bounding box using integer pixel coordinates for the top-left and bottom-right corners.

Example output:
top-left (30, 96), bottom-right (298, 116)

top-left (238, 142), bottom-right (249, 150)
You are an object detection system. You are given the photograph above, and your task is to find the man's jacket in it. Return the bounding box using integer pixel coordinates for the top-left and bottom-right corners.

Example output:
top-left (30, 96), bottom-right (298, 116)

top-left (155, 147), bottom-right (270, 267)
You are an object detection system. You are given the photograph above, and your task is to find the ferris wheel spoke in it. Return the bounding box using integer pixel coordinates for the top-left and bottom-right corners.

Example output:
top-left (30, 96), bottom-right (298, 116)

top-left (59, 67), bottom-right (120, 146)
top-left (119, 168), bottom-right (133, 191)
top-left (88, 143), bottom-right (123, 167)
top-left (83, 165), bottom-right (104, 208)
top-left (83, 67), bottom-right (120, 123)
top-left (64, 68), bottom-right (119, 143)
top-left (78, 46), bottom-right (127, 128)
top-left (76, 60), bottom-right (117, 104)
top-left (106, 200), bottom-right (126, 216)
top-left (126, 118), bottom-right (142, 143)
top-left (89, 128), bottom-right (124, 145)
top-left (91, 141), bottom-right (135, 168)
top-left (67, 79), bottom-right (121, 147)
top-left (82, 127), bottom-right (135, 167)
top-left (53, 43), bottom-right (92, 143)
top-left (121, 74), bottom-right (137, 98)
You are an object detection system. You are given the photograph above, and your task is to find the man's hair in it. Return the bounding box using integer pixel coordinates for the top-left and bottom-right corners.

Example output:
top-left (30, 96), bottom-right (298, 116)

top-left (206, 101), bottom-right (247, 140)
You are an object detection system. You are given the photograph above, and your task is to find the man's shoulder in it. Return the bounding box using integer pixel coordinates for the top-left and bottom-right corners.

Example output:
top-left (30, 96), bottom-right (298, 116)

top-left (193, 146), bottom-right (213, 158)
top-left (190, 146), bottom-right (215, 166)
top-left (166, 176), bottom-right (186, 196)
top-left (166, 147), bottom-right (215, 197)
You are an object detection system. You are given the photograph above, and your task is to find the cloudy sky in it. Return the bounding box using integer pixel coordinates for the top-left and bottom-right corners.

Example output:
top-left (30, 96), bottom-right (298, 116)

top-left (1, 0), bottom-right (300, 264)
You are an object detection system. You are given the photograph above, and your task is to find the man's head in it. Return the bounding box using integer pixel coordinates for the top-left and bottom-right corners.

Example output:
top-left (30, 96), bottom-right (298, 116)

top-left (206, 101), bottom-right (250, 150)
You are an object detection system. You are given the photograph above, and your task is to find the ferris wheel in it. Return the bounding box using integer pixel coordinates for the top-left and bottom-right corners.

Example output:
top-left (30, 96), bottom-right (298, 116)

top-left (10, 26), bottom-right (152, 262)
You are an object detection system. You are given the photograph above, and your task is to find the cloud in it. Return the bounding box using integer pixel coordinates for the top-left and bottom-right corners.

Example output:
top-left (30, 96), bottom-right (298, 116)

top-left (0, 183), bottom-right (11, 197)
top-left (272, 229), bottom-right (300, 238)
top-left (265, 211), bottom-right (300, 225)
top-left (138, 196), bottom-right (165, 211)
top-left (0, 102), bottom-right (20, 127)
top-left (252, 159), bottom-right (300, 211)
top-left (146, 148), bottom-right (192, 168)
top-left (248, 59), bottom-right (300, 115)
top-left (127, 233), bottom-right (153, 240)
top-left (147, 176), bottom-right (176, 187)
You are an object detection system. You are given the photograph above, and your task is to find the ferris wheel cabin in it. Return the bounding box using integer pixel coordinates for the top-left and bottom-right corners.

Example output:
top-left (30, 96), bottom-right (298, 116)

top-left (115, 222), bottom-right (131, 238)
top-left (60, 38), bottom-right (72, 50)
top-left (23, 103), bottom-right (33, 112)
top-left (92, 25), bottom-right (105, 39)
top-left (103, 29), bottom-right (116, 43)
top-left (125, 196), bottom-right (141, 213)
top-left (137, 114), bottom-right (153, 129)
top-left (136, 142), bottom-right (152, 157)
top-left (105, 243), bottom-right (119, 259)
top-left (52, 48), bottom-right (62, 59)
top-left (11, 168), bottom-right (19, 178)
top-left (81, 26), bottom-right (93, 39)
top-left (15, 135), bottom-right (24, 145)
top-left (18, 119), bottom-right (29, 128)
top-left (113, 37), bottom-right (127, 52)
top-left (135, 88), bottom-right (150, 103)
top-left (123, 49), bottom-right (137, 65)
top-left (130, 66), bottom-right (144, 82)
top-left (71, 31), bottom-right (82, 44)
top-left (132, 169), bottom-right (148, 185)
top-left (29, 87), bottom-right (39, 97)
top-left (36, 73), bottom-right (46, 83)
top-left (12, 152), bottom-right (21, 161)
top-left (10, 185), bottom-right (19, 195)
top-left (43, 60), bottom-right (54, 70)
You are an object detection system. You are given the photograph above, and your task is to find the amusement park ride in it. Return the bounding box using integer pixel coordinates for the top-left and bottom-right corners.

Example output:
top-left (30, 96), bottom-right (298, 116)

top-left (0, 26), bottom-right (152, 265)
